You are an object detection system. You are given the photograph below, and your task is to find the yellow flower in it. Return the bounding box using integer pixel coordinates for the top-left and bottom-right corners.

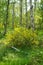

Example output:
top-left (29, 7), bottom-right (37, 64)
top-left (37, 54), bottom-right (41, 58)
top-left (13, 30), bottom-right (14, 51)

top-left (32, 40), bottom-right (39, 45)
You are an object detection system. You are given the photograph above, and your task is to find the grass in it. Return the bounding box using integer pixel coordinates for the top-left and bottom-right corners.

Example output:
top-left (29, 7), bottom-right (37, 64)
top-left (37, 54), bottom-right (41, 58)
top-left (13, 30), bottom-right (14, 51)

top-left (0, 46), bottom-right (43, 65)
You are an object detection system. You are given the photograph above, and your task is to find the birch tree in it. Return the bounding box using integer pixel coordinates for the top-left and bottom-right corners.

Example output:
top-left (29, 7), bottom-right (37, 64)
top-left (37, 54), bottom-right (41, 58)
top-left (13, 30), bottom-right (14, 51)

top-left (30, 0), bottom-right (34, 30)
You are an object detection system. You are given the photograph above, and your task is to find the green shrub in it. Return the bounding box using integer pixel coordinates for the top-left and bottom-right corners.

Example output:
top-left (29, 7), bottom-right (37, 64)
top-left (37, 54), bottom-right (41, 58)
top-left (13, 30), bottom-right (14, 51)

top-left (2, 27), bottom-right (39, 47)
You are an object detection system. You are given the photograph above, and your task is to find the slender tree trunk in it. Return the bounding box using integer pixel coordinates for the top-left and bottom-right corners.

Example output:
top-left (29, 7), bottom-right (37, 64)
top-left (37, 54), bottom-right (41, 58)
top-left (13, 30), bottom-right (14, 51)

top-left (12, 1), bottom-right (15, 29)
top-left (34, 0), bottom-right (37, 30)
top-left (34, 0), bottom-right (37, 11)
top-left (20, 0), bottom-right (22, 25)
top-left (4, 0), bottom-right (9, 35)
top-left (30, 0), bottom-right (34, 30)
top-left (40, 0), bottom-right (43, 29)
top-left (25, 0), bottom-right (28, 28)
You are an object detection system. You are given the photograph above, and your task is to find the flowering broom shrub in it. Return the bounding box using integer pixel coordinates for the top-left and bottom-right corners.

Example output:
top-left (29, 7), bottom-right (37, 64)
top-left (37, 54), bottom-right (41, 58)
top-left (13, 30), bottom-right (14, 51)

top-left (1, 27), bottom-right (39, 47)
